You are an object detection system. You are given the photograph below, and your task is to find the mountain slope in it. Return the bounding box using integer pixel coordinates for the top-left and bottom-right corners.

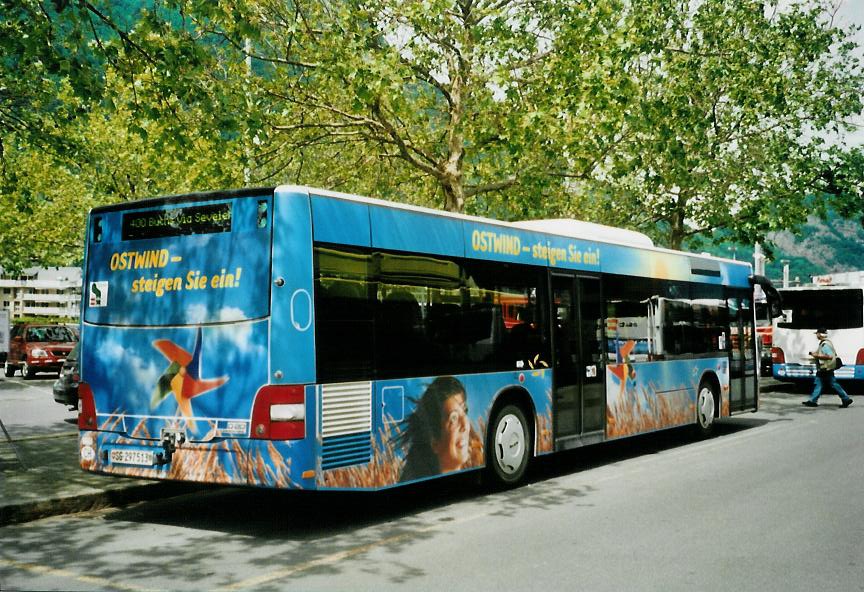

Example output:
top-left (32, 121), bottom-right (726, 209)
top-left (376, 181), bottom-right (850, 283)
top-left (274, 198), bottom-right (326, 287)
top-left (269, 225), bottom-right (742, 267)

top-left (765, 215), bottom-right (864, 283)
top-left (691, 212), bottom-right (864, 284)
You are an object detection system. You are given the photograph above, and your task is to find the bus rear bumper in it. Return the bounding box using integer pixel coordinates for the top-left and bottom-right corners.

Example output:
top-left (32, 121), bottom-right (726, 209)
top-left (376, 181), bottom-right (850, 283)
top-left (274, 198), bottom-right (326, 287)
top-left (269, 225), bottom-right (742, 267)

top-left (772, 363), bottom-right (861, 381)
top-left (78, 431), bottom-right (318, 490)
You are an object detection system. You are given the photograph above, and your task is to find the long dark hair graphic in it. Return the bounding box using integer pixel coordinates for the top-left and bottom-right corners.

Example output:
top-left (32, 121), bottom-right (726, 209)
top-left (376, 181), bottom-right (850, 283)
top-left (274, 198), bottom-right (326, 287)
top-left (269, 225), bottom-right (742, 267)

top-left (398, 376), bottom-right (472, 482)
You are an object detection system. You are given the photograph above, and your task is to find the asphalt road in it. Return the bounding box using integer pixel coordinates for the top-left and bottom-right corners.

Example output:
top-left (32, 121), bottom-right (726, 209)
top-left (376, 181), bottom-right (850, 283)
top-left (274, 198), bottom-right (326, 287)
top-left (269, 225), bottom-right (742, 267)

top-left (1, 378), bottom-right (863, 592)
top-left (0, 375), bottom-right (77, 439)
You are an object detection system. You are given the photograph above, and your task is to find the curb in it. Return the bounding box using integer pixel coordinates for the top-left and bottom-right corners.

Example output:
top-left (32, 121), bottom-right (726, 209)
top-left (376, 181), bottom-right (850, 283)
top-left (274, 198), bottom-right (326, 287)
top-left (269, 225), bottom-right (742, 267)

top-left (0, 482), bottom-right (201, 527)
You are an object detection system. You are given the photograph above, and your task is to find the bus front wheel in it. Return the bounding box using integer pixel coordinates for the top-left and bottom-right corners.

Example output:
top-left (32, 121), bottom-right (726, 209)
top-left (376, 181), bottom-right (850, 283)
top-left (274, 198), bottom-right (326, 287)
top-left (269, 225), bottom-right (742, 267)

top-left (695, 381), bottom-right (717, 438)
top-left (487, 404), bottom-right (531, 487)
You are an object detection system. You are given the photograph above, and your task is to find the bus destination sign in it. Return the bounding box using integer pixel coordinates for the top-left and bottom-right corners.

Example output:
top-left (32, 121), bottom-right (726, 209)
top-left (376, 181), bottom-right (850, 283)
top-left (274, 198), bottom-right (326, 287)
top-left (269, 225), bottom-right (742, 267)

top-left (122, 203), bottom-right (232, 240)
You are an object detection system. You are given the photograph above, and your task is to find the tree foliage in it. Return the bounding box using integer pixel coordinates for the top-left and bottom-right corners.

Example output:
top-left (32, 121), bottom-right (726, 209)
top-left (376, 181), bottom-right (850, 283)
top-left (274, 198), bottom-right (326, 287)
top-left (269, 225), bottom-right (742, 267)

top-left (1, 0), bottom-right (862, 272)
top-left (0, 1), bottom-right (101, 159)
top-left (550, 0), bottom-right (864, 249)
top-left (0, 70), bottom-right (245, 272)
top-left (168, 0), bottom-right (578, 212)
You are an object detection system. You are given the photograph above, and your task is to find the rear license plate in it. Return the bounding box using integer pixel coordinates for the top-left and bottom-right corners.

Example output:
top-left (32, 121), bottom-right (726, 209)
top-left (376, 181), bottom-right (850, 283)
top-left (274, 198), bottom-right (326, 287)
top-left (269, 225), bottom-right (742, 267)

top-left (109, 448), bottom-right (155, 466)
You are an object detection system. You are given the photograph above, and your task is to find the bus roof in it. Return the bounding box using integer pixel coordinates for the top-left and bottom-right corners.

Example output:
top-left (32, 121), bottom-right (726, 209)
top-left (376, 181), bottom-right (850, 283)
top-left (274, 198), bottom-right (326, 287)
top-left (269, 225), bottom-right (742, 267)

top-left (89, 184), bottom-right (752, 276)
top-left (282, 185), bottom-right (750, 270)
top-left (811, 271), bottom-right (864, 287)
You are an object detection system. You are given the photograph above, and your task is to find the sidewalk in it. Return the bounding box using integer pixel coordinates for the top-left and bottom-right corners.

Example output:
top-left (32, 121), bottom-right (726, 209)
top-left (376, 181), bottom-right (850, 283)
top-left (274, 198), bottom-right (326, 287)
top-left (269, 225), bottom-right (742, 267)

top-left (0, 430), bottom-right (195, 526)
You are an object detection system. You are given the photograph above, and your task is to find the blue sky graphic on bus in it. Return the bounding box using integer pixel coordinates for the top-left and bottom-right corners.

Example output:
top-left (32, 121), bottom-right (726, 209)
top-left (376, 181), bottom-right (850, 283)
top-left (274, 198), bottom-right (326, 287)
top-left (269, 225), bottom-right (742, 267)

top-left (81, 321), bottom-right (269, 439)
top-left (150, 327), bottom-right (229, 422)
top-left (84, 196), bottom-right (272, 326)
top-left (81, 362), bottom-right (550, 489)
top-left (606, 357), bottom-right (729, 438)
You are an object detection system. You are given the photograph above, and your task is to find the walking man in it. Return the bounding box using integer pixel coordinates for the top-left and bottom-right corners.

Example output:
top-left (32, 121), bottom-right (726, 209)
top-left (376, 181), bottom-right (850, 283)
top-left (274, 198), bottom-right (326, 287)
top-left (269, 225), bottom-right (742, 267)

top-left (803, 327), bottom-right (853, 408)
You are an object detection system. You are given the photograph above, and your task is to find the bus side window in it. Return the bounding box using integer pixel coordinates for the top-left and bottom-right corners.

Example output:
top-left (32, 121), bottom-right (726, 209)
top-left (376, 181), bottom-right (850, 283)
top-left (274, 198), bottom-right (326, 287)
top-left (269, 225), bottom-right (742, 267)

top-left (379, 289), bottom-right (423, 345)
top-left (604, 275), bottom-right (653, 364)
top-left (314, 246), bottom-right (375, 382)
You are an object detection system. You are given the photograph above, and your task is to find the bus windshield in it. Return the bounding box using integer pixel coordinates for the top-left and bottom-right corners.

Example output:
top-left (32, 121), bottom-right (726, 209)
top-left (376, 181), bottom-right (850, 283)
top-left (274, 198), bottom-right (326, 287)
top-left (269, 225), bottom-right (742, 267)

top-left (777, 289), bottom-right (864, 330)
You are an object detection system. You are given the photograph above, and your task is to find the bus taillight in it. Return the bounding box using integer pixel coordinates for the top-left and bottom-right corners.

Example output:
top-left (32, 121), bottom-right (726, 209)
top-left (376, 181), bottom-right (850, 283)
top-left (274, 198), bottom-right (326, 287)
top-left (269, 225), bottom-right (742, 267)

top-left (857, 349), bottom-right (864, 366)
top-left (251, 385), bottom-right (306, 440)
top-left (78, 382), bottom-right (97, 430)
top-left (771, 347), bottom-right (785, 364)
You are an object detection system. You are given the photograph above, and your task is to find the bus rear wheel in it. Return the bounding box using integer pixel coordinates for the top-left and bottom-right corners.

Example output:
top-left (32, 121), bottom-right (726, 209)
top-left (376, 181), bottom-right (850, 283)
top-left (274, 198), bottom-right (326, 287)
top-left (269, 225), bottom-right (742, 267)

top-left (487, 404), bottom-right (531, 487)
top-left (695, 381), bottom-right (717, 438)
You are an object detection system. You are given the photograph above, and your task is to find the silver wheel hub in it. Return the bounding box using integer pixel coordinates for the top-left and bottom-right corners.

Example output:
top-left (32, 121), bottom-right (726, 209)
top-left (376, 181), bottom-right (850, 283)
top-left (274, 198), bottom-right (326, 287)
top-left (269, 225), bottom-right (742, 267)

top-left (494, 413), bottom-right (526, 475)
top-left (698, 387), bottom-right (715, 428)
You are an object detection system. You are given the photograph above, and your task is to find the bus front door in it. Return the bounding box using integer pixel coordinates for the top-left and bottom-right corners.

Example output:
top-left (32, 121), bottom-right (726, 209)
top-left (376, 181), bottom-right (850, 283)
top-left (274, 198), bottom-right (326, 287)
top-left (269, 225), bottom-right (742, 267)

top-left (728, 293), bottom-right (758, 412)
top-left (552, 274), bottom-right (606, 444)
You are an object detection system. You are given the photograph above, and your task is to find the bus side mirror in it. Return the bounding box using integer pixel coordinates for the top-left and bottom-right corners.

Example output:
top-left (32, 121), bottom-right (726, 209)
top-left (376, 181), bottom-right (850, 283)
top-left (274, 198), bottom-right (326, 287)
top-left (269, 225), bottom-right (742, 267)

top-left (750, 274), bottom-right (783, 318)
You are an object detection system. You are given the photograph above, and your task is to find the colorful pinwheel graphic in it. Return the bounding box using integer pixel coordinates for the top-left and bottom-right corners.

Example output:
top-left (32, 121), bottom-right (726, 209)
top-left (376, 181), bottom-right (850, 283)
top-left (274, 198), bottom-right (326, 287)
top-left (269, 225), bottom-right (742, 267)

top-left (608, 339), bottom-right (637, 383)
top-left (150, 328), bottom-right (228, 420)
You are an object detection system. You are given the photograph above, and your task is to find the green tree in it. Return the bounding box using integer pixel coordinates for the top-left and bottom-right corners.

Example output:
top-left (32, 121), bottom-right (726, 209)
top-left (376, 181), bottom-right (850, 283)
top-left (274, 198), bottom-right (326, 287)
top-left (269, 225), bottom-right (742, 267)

top-left (551, 0), bottom-right (864, 249)
top-left (0, 69), bottom-right (245, 273)
top-left (149, 0), bottom-right (864, 247)
top-left (0, 1), bottom-right (102, 157)
top-left (164, 0), bottom-right (585, 213)
top-left (821, 146), bottom-right (864, 224)
top-left (3, 0), bottom-right (863, 267)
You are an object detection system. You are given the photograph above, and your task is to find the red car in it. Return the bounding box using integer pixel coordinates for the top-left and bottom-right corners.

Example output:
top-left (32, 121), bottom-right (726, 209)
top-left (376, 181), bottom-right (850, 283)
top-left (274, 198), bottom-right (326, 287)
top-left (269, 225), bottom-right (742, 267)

top-left (4, 324), bottom-right (78, 379)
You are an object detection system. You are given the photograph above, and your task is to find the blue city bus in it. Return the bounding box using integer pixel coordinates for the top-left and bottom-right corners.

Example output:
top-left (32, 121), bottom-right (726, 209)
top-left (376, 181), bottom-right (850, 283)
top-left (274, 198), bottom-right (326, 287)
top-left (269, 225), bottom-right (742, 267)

top-left (77, 186), bottom-right (777, 489)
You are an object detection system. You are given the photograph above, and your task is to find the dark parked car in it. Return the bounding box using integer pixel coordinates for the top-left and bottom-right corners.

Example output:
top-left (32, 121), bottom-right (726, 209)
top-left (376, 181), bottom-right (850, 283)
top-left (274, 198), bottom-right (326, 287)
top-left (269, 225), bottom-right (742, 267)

top-left (4, 324), bottom-right (77, 379)
top-left (53, 342), bottom-right (80, 408)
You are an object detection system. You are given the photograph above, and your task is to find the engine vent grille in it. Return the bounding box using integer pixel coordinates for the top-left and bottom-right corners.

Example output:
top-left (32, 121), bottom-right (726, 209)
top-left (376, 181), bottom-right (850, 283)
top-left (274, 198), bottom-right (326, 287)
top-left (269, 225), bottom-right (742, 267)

top-left (320, 381), bottom-right (373, 470)
top-left (321, 433), bottom-right (373, 470)
top-left (320, 381), bottom-right (372, 438)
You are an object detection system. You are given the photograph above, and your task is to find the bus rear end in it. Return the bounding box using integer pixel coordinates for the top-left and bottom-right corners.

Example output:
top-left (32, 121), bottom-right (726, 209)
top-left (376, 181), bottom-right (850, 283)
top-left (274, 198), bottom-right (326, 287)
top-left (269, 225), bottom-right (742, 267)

top-left (772, 286), bottom-right (864, 381)
top-left (78, 188), bottom-right (319, 489)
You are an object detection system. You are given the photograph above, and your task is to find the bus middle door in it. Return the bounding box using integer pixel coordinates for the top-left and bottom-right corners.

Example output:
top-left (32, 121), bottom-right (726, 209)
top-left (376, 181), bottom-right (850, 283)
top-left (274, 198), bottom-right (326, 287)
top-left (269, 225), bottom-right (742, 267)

top-left (552, 273), bottom-right (606, 446)
top-left (728, 291), bottom-right (758, 412)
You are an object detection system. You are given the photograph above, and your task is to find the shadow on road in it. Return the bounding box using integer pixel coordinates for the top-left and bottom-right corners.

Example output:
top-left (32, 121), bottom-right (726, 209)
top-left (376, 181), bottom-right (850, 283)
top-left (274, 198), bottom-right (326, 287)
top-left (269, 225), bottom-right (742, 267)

top-left (102, 417), bottom-right (766, 540)
top-left (7, 382), bottom-right (853, 589)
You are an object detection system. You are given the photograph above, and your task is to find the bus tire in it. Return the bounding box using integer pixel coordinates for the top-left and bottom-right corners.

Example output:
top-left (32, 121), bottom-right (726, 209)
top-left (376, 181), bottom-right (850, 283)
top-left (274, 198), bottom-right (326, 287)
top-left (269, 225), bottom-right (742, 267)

top-left (4, 362), bottom-right (15, 378)
top-left (486, 403), bottom-right (531, 487)
top-left (695, 380), bottom-right (717, 438)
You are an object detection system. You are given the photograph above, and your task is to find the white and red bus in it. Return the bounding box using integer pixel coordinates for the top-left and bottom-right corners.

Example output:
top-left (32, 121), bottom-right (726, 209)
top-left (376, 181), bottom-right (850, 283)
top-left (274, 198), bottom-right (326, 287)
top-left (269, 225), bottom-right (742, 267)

top-left (772, 280), bottom-right (864, 382)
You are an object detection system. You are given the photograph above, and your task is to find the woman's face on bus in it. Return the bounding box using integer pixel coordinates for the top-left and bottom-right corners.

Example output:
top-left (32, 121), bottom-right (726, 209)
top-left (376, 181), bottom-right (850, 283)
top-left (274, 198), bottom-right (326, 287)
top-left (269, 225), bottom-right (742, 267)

top-left (432, 392), bottom-right (470, 473)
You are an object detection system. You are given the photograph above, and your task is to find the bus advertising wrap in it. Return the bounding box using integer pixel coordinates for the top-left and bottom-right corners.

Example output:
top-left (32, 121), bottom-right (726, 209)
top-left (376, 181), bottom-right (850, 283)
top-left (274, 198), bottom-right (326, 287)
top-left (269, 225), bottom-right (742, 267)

top-left (80, 365), bottom-right (553, 489)
top-left (79, 187), bottom-right (758, 492)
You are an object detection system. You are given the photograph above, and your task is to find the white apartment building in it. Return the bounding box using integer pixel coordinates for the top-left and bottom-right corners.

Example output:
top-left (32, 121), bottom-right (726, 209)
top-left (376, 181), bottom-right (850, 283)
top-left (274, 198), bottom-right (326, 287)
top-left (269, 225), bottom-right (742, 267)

top-left (0, 266), bottom-right (83, 320)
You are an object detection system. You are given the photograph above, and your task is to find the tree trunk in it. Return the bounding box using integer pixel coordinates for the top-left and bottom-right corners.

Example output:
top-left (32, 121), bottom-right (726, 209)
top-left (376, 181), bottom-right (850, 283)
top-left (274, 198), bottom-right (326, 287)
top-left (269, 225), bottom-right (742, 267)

top-left (668, 217), bottom-right (685, 251)
top-left (441, 174), bottom-right (465, 213)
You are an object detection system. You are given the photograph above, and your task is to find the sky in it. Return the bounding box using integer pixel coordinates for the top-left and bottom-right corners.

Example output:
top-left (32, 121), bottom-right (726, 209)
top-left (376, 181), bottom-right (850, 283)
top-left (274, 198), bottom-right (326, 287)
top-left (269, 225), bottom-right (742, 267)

top-left (832, 0), bottom-right (864, 146)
